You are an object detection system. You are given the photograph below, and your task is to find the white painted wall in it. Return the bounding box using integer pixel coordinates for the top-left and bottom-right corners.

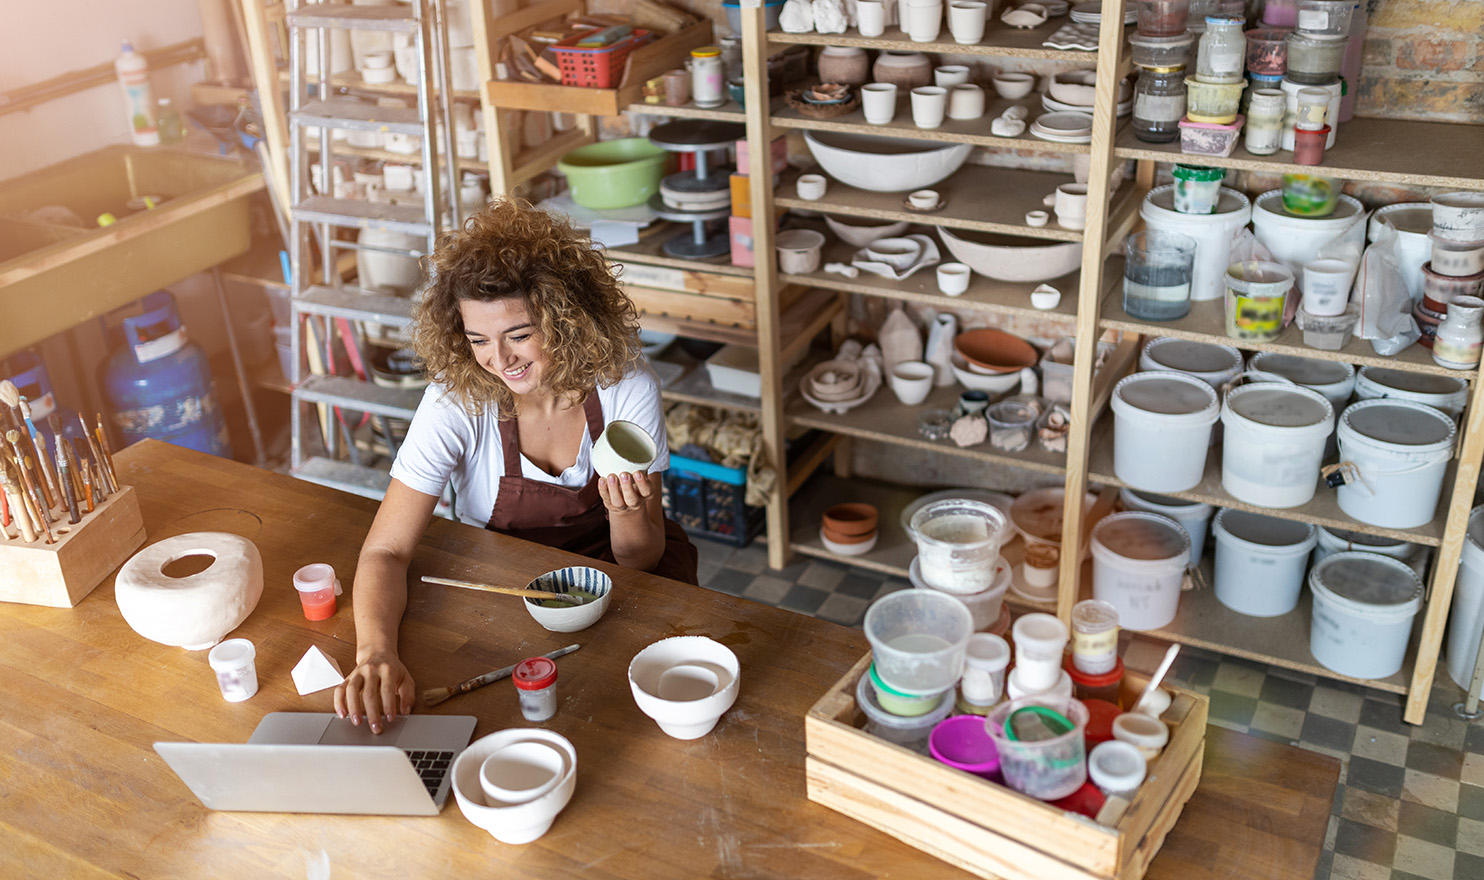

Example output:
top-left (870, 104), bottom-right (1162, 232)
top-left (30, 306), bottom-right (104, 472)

top-left (0, 0), bottom-right (207, 179)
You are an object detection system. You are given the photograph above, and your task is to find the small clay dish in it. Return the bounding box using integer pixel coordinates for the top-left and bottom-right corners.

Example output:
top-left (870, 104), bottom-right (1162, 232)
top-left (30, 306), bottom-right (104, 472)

top-left (808, 360), bottom-right (864, 397)
top-left (953, 328), bottom-right (1039, 374)
top-left (822, 502), bottom-right (879, 537)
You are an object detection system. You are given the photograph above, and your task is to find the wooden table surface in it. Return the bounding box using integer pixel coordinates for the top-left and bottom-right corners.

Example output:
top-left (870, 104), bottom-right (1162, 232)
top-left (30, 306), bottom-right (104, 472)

top-left (0, 441), bottom-right (1339, 879)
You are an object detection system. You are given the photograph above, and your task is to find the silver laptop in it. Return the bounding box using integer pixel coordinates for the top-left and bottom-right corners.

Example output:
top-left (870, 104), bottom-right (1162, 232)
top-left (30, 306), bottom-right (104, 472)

top-left (154, 712), bottom-right (478, 816)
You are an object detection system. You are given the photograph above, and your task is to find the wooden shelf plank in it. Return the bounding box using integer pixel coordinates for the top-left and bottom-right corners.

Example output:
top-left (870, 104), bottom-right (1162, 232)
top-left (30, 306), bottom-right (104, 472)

top-left (771, 98), bottom-right (1091, 155)
top-left (626, 100), bottom-right (747, 123)
top-left (606, 234), bottom-right (755, 277)
top-left (658, 359), bottom-right (763, 413)
top-left (767, 20), bottom-right (1113, 61)
top-left (1113, 116), bottom-right (1484, 190)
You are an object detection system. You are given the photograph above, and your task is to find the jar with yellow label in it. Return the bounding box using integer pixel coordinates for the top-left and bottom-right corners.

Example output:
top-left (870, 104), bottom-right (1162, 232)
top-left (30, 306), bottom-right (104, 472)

top-left (690, 46), bottom-right (724, 108)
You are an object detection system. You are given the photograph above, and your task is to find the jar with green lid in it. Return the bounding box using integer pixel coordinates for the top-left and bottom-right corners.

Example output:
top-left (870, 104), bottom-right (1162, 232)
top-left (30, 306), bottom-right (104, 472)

top-left (1133, 67), bottom-right (1186, 143)
top-left (1244, 88), bottom-right (1287, 155)
top-left (1172, 164), bottom-right (1225, 214)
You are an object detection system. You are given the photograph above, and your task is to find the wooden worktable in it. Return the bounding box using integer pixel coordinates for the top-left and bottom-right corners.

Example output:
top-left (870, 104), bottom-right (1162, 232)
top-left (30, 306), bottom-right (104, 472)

top-left (0, 440), bottom-right (1339, 879)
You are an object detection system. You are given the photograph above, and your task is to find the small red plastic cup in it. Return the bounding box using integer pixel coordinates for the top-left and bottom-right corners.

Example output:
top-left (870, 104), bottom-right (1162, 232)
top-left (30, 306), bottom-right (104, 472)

top-left (1293, 125), bottom-right (1330, 166)
top-left (293, 563), bottom-right (341, 621)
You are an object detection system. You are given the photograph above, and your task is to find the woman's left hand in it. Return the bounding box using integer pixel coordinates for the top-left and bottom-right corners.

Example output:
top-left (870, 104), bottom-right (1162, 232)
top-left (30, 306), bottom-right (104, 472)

top-left (598, 470), bottom-right (653, 515)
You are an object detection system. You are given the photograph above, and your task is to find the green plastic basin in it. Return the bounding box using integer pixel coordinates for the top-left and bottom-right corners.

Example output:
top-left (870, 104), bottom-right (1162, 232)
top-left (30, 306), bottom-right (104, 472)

top-left (557, 138), bottom-right (669, 210)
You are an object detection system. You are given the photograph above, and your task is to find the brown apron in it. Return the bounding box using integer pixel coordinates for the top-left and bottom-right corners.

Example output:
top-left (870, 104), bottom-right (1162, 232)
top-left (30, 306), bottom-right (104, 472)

top-left (485, 392), bottom-right (699, 585)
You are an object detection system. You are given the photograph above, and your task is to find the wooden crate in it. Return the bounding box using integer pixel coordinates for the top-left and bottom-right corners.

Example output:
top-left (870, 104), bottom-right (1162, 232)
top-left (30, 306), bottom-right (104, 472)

top-left (805, 653), bottom-right (1209, 880)
top-left (0, 486), bottom-right (147, 608)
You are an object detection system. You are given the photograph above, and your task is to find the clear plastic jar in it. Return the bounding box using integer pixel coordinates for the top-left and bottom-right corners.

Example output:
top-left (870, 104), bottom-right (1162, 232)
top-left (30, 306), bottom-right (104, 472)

top-left (1133, 67), bottom-right (1187, 143)
top-left (1296, 0), bottom-right (1354, 37)
top-left (1186, 0), bottom-right (1217, 31)
top-left (1195, 15), bottom-right (1246, 83)
top-left (1129, 30), bottom-right (1194, 69)
top-left (689, 46), bottom-right (725, 108)
top-left (1286, 32), bottom-right (1347, 84)
top-left (1135, 0), bottom-right (1189, 37)
top-left (513, 656), bottom-right (559, 722)
top-left (1071, 599), bottom-right (1121, 675)
top-left (1244, 88), bottom-right (1287, 155)
top-left (1245, 28), bottom-right (1289, 77)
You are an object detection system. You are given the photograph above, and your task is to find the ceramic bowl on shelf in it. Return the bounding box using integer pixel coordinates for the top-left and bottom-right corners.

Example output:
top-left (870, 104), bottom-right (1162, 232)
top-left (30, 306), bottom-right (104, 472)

top-left (822, 215), bottom-right (911, 248)
top-left (991, 72), bottom-right (1036, 100)
top-left (803, 131), bottom-right (972, 193)
top-left (953, 328), bottom-right (1039, 374)
top-left (820, 528), bottom-right (880, 556)
top-left (950, 352), bottom-right (1023, 393)
top-left (823, 502), bottom-right (879, 537)
top-left (1008, 487), bottom-right (1098, 548)
top-left (937, 227), bottom-right (1083, 283)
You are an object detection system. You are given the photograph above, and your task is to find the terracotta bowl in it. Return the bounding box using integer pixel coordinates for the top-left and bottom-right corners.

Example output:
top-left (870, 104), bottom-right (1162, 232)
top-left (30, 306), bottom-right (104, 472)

top-left (953, 329), bottom-right (1038, 374)
top-left (822, 524), bottom-right (877, 545)
top-left (823, 502), bottom-right (879, 537)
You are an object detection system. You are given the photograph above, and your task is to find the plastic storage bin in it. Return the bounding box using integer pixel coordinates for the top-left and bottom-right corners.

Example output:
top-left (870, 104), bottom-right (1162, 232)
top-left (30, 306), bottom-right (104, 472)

top-left (552, 29), bottom-right (654, 88)
top-left (663, 454), bottom-right (763, 547)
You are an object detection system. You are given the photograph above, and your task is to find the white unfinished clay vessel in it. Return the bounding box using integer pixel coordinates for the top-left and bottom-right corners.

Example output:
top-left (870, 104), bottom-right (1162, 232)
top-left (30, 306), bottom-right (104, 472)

top-left (115, 532), bottom-right (264, 651)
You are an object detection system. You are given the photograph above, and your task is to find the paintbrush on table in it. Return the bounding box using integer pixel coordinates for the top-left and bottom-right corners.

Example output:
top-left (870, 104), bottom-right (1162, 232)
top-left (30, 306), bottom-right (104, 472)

top-left (422, 644), bottom-right (581, 708)
top-left (421, 575), bottom-right (589, 604)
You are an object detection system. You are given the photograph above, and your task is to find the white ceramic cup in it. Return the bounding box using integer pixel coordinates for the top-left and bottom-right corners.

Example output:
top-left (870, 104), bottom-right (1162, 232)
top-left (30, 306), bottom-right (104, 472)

top-left (1301, 258), bottom-right (1355, 316)
top-left (856, 0), bottom-right (887, 37)
top-left (1054, 183), bottom-right (1089, 230)
top-left (861, 82), bottom-right (899, 125)
top-left (934, 64), bottom-right (971, 87)
top-left (948, 0), bottom-right (989, 44)
top-left (946, 83), bottom-right (986, 119)
top-left (776, 228), bottom-right (827, 274)
top-left (890, 361), bottom-right (936, 405)
top-left (592, 420), bottom-right (657, 478)
top-left (937, 262), bottom-right (972, 296)
top-left (1025, 209), bottom-right (1050, 227)
top-left (908, 189), bottom-right (941, 211)
top-left (903, 0), bottom-right (944, 42)
top-left (911, 86), bottom-right (948, 129)
top-left (796, 174), bottom-right (828, 201)
top-left (865, 236), bottom-right (923, 271)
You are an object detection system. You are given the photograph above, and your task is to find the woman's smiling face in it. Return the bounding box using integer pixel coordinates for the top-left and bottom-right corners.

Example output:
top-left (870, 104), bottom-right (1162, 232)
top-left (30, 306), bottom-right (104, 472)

top-left (459, 297), bottom-right (548, 397)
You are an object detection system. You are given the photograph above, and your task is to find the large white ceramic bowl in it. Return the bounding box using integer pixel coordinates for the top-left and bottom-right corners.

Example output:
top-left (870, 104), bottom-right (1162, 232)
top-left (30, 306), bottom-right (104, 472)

top-left (452, 729), bottom-right (577, 844)
top-left (629, 636), bottom-right (741, 740)
top-left (823, 215), bottom-right (910, 248)
top-left (938, 227), bottom-right (1083, 283)
top-left (524, 566), bottom-right (613, 632)
top-left (803, 131), bottom-right (972, 193)
top-left (950, 352), bottom-right (1022, 393)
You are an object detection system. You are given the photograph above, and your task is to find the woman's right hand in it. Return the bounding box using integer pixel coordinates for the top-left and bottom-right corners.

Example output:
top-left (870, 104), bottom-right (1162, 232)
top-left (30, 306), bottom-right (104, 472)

top-left (334, 649), bottom-right (416, 735)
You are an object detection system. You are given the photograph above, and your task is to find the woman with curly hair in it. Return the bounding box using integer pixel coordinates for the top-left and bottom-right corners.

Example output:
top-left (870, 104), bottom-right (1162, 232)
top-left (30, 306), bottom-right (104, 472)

top-left (335, 198), bottom-right (697, 731)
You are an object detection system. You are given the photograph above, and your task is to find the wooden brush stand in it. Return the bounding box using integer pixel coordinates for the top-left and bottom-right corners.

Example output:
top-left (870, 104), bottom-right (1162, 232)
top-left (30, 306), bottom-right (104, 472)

top-left (0, 486), bottom-right (147, 608)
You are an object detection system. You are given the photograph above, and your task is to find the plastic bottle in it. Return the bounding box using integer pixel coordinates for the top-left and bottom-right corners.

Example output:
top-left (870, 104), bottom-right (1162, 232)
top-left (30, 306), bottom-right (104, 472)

top-left (1337, 1), bottom-right (1367, 122)
top-left (157, 98), bottom-right (184, 145)
top-left (115, 41), bottom-right (160, 146)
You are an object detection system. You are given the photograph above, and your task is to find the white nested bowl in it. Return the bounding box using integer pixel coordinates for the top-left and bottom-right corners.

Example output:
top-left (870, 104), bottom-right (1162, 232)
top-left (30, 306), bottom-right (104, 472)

top-left (950, 352), bottom-right (1022, 393)
top-left (992, 72), bottom-right (1036, 99)
top-left (804, 131), bottom-right (972, 193)
top-left (479, 740), bottom-right (567, 804)
top-left (629, 636), bottom-right (741, 739)
top-left (524, 566), bottom-right (613, 632)
top-left (823, 215), bottom-right (911, 248)
top-left (452, 729), bottom-right (577, 844)
top-left (938, 226), bottom-right (1083, 283)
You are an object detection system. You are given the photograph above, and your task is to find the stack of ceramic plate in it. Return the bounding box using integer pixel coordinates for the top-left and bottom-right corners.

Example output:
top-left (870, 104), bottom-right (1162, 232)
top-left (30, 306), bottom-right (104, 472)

top-left (1041, 93), bottom-right (1133, 117)
top-left (1028, 111), bottom-right (1094, 143)
top-left (1069, 1), bottom-right (1136, 24)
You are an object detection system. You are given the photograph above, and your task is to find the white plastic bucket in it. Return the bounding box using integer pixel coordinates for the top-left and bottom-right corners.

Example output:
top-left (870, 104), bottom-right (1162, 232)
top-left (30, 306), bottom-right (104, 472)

top-left (1119, 488), bottom-right (1215, 561)
top-left (1369, 203), bottom-right (1434, 302)
top-left (1354, 366), bottom-right (1468, 418)
top-left (1220, 383), bottom-right (1334, 508)
top-left (1212, 509), bottom-right (1317, 617)
top-left (1446, 505), bottom-right (1484, 689)
top-left (1140, 185), bottom-right (1253, 302)
top-left (1251, 190), bottom-right (1367, 286)
top-left (1247, 352), bottom-right (1355, 411)
top-left (1140, 337), bottom-right (1244, 389)
top-left (1313, 526), bottom-right (1416, 569)
top-left (1335, 399), bottom-right (1456, 529)
top-left (1309, 551), bottom-right (1423, 680)
top-left (1090, 512), bottom-right (1190, 631)
top-left (1110, 372), bottom-right (1220, 492)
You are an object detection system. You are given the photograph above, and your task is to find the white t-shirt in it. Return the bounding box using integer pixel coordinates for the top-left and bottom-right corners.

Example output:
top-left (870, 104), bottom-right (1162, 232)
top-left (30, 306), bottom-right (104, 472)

top-left (389, 363), bottom-right (670, 527)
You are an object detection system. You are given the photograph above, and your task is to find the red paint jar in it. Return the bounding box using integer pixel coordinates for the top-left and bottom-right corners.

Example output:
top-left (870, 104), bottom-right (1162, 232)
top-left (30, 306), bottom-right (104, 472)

top-left (1067, 655), bottom-right (1126, 707)
top-left (1293, 124), bottom-right (1329, 165)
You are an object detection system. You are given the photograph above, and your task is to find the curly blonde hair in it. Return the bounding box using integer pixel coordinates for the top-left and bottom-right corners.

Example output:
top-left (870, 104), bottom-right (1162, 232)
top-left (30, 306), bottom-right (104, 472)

top-left (413, 198), bottom-right (641, 416)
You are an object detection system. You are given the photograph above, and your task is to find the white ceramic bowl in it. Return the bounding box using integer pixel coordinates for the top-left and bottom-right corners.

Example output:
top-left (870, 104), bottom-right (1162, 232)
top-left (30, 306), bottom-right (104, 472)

top-left (803, 131), bottom-right (972, 193)
top-left (479, 740), bottom-right (567, 805)
top-left (950, 352), bottom-right (1022, 393)
top-left (890, 361), bottom-right (936, 405)
top-left (629, 636), bottom-right (741, 739)
top-left (865, 236), bottom-right (924, 271)
top-left (452, 729), bottom-right (577, 844)
top-left (524, 566), bottom-right (613, 632)
top-left (938, 226), bottom-right (1083, 283)
top-left (823, 215), bottom-right (911, 248)
top-left (820, 528), bottom-right (880, 556)
top-left (991, 72), bottom-right (1036, 99)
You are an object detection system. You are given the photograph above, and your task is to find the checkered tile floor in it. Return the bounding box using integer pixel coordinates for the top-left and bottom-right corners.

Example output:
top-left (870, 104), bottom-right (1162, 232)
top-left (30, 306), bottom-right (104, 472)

top-left (691, 536), bottom-right (1484, 880)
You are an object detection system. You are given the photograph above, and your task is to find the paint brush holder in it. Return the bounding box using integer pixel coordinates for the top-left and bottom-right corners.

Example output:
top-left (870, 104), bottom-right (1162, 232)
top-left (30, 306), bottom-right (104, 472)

top-left (0, 485), bottom-right (147, 607)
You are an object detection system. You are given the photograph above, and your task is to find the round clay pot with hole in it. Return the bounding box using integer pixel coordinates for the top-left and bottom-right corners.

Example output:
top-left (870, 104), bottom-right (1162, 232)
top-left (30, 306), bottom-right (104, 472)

top-left (823, 502), bottom-right (879, 537)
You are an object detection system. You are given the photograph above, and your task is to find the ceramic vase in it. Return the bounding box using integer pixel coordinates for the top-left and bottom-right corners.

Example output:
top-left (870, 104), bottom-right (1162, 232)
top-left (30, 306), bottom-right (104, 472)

top-left (818, 47), bottom-right (870, 86)
top-left (872, 52), bottom-right (933, 91)
top-left (879, 307), bottom-right (923, 376)
top-left (925, 312), bottom-right (958, 386)
top-left (1434, 295), bottom-right (1484, 370)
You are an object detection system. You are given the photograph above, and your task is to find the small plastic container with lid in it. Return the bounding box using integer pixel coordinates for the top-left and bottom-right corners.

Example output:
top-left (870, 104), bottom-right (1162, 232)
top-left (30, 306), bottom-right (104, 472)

top-left (1067, 655), bottom-right (1126, 708)
top-left (1112, 712), bottom-right (1169, 762)
top-left (1194, 15), bottom-right (1246, 83)
top-left (293, 563), bottom-right (342, 621)
top-left (1135, 0), bottom-right (1190, 37)
top-left (1070, 599), bottom-right (1121, 675)
top-left (1088, 740), bottom-right (1148, 800)
top-left (1133, 67), bottom-right (1188, 143)
top-left (959, 632), bottom-right (1011, 709)
top-left (1012, 612), bottom-right (1070, 691)
top-left (1244, 88), bottom-right (1287, 155)
top-left (1294, 87), bottom-right (1331, 129)
top-left (1295, 0), bottom-right (1354, 37)
top-left (689, 46), bottom-right (725, 108)
top-left (1285, 32), bottom-right (1347, 84)
top-left (1129, 31), bottom-right (1195, 69)
top-left (1244, 28), bottom-right (1289, 76)
top-left (513, 656), bottom-right (560, 722)
top-left (1172, 164), bottom-right (1225, 214)
top-left (1294, 124), bottom-right (1330, 165)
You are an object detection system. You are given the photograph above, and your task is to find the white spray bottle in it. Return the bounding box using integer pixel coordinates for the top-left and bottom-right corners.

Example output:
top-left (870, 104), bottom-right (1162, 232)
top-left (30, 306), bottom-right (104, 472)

top-left (115, 40), bottom-right (159, 146)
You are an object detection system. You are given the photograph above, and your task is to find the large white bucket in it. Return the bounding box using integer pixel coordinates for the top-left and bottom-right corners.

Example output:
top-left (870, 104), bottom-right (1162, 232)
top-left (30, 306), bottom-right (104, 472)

top-left (1368, 203), bottom-right (1434, 302)
top-left (1140, 185), bottom-right (1253, 302)
top-left (1309, 551), bottom-right (1423, 680)
top-left (1354, 366), bottom-right (1468, 419)
top-left (1313, 526), bottom-right (1417, 569)
top-left (1220, 384), bottom-right (1334, 508)
top-left (1110, 372), bottom-right (1220, 492)
top-left (1119, 488), bottom-right (1215, 562)
top-left (1251, 190), bottom-right (1368, 288)
top-left (1246, 352), bottom-right (1355, 411)
top-left (1212, 509), bottom-right (1317, 617)
top-left (1139, 337), bottom-right (1243, 389)
top-left (1090, 511), bottom-right (1190, 631)
top-left (1446, 505), bottom-right (1484, 690)
top-left (1335, 399), bottom-right (1456, 529)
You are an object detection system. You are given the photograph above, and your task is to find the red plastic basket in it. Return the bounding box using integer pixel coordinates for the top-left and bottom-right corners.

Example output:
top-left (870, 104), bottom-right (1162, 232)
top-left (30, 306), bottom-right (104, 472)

top-left (551, 29), bottom-right (653, 89)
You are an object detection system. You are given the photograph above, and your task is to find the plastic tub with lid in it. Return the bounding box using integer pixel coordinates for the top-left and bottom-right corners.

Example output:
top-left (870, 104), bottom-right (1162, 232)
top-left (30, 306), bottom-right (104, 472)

top-left (1247, 352), bottom-right (1355, 411)
top-left (855, 671), bottom-right (954, 752)
top-left (1278, 78), bottom-right (1342, 151)
top-left (1110, 372), bottom-right (1220, 492)
top-left (1335, 399), bottom-right (1457, 529)
top-left (1313, 525), bottom-right (1417, 569)
top-left (1309, 551), bottom-right (1424, 680)
top-left (1090, 511), bottom-right (1190, 631)
top-left (1368, 203), bottom-right (1435, 302)
top-left (1251, 190), bottom-right (1367, 285)
top-left (1139, 337), bottom-right (1243, 388)
top-left (1220, 383), bottom-right (1335, 508)
top-left (909, 554), bottom-right (1012, 632)
top-left (1354, 366), bottom-right (1468, 418)
top-left (1119, 488), bottom-right (1214, 561)
top-left (1140, 185), bottom-right (1253, 302)
top-left (1212, 509), bottom-right (1317, 617)
top-left (1446, 505), bottom-right (1484, 690)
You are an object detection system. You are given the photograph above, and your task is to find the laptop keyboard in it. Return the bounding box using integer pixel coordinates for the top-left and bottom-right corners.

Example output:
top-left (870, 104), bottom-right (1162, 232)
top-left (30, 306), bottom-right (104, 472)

top-left (402, 749), bottom-right (455, 798)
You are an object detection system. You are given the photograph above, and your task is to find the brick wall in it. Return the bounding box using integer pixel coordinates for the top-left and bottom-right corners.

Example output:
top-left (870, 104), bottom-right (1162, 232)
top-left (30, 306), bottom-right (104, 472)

top-left (1356, 0), bottom-right (1484, 122)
